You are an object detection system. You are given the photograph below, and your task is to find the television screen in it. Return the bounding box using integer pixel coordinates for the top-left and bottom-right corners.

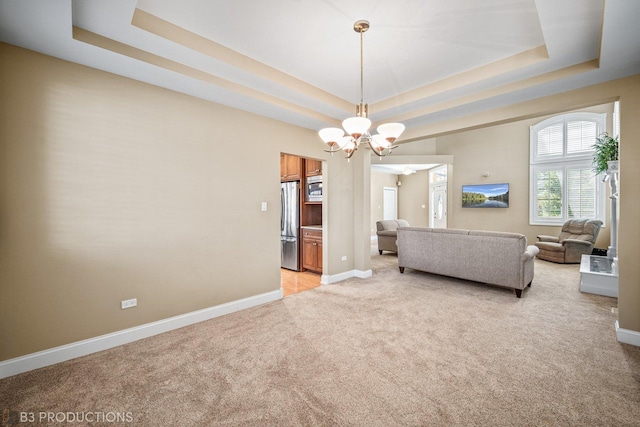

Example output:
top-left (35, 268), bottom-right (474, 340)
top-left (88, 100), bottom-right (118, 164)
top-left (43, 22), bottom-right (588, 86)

top-left (462, 183), bottom-right (509, 208)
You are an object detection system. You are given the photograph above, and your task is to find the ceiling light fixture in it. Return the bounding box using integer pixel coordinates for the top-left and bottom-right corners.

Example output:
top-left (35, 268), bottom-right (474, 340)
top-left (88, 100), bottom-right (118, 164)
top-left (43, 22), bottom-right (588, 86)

top-left (402, 166), bottom-right (415, 175)
top-left (318, 20), bottom-right (405, 161)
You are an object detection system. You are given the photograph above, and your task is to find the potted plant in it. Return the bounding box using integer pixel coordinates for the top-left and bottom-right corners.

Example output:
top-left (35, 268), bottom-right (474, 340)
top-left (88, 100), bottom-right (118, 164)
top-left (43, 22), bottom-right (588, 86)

top-left (592, 132), bottom-right (619, 175)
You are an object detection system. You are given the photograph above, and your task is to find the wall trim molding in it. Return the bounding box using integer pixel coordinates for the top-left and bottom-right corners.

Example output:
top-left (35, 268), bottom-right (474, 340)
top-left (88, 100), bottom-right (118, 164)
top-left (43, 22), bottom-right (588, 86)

top-left (615, 321), bottom-right (640, 347)
top-left (321, 269), bottom-right (372, 285)
top-left (0, 289), bottom-right (283, 380)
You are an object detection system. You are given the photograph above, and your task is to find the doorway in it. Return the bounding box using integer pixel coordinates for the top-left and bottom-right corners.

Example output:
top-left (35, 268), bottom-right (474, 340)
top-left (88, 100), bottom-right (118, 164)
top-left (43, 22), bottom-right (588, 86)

top-left (383, 187), bottom-right (398, 220)
top-left (430, 184), bottom-right (447, 228)
top-left (429, 165), bottom-right (448, 228)
top-left (280, 153), bottom-right (323, 296)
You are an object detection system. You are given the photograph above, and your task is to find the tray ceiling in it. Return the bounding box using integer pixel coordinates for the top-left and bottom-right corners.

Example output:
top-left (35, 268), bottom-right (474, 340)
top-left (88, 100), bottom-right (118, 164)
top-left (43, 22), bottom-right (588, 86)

top-left (1, 0), bottom-right (639, 139)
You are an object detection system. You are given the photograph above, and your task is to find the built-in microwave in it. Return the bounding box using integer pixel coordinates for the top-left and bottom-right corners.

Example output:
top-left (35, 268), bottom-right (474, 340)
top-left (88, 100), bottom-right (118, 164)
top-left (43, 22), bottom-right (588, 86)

top-left (305, 175), bottom-right (323, 202)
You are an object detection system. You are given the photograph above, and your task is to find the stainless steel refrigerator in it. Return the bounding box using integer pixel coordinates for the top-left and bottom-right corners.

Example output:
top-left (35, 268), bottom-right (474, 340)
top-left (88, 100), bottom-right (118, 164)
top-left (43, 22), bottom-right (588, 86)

top-left (281, 181), bottom-right (299, 270)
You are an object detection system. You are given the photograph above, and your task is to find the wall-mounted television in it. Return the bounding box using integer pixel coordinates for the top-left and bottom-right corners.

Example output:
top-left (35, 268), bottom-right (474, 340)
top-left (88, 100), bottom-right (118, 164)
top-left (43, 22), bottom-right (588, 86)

top-left (462, 183), bottom-right (509, 208)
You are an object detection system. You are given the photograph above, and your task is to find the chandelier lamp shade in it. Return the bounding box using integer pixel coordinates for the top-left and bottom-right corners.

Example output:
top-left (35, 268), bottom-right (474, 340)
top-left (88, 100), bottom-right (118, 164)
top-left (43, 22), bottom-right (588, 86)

top-left (318, 20), bottom-right (405, 161)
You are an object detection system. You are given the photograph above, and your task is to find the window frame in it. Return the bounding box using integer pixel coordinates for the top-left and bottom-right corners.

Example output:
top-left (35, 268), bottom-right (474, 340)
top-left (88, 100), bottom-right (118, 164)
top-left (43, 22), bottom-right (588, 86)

top-left (529, 112), bottom-right (606, 226)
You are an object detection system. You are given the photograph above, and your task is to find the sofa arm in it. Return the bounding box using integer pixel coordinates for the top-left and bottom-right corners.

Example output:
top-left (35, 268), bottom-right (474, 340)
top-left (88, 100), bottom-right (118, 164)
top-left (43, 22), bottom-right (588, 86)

top-left (522, 245), bottom-right (540, 261)
top-left (537, 235), bottom-right (559, 243)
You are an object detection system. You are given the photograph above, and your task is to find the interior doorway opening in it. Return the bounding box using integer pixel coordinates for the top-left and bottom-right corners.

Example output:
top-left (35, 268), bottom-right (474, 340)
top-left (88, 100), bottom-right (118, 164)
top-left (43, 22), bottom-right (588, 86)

top-left (280, 153), bottom-right (324, 296)
top-left (429, 165), bottom-right (448, 228)
top-left (383, 187), bottom-right (398, 220)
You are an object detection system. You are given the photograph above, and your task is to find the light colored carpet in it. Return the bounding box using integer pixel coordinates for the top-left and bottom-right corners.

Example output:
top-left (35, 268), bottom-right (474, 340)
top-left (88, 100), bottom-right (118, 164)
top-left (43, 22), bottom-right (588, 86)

top-left (1, 251), bottom-right (639, 426)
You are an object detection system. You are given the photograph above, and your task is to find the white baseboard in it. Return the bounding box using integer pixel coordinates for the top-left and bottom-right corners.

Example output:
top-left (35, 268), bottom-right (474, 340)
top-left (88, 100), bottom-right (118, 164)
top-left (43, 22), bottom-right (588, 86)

top-left (321, 269), bottom-right (372, 284)
top-left (355, 269), bottom-right (373, 279)
top-left (615, 321), bottom-right (640, 347)
top-left (0, 289), bottom-right (283, 380)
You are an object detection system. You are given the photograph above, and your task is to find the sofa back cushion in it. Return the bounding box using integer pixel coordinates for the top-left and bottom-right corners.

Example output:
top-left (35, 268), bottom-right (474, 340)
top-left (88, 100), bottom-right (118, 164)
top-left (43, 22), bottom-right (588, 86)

top-left (376, 219), bottom-right (409, 232)
top-left (558, 218), bottom-right (602, 243)
top-left (397, 227), bottom-right (528, 287)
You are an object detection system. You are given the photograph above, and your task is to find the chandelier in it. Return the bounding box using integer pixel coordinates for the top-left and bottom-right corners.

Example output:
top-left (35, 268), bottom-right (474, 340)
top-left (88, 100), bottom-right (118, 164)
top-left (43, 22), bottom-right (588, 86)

top-left (318, 20), bottom-right (405, 161)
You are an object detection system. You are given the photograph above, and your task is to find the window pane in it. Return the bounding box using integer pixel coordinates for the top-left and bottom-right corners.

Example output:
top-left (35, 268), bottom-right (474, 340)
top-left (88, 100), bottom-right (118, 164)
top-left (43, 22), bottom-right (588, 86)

top-left (567, 167), bottom-right (596, 218)
top-left (567, 120), bottom-right (597, 154)
top-left (429, 167), bottom-right (447, 183)
top-left (536, 170), bottom-right (562, 218)
top-left (536, 124), bottom-right (563, 157)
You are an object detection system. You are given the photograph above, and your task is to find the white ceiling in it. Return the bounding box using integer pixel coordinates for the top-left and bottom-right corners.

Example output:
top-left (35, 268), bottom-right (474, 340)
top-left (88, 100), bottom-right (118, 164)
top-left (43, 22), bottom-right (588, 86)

top-left (1, 0), bottom-right (639, 139)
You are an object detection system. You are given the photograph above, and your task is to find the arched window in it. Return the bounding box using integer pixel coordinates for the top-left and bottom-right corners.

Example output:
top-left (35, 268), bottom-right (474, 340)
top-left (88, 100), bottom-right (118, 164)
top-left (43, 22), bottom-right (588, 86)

top-left (529, 112), bottom-right (606, 225)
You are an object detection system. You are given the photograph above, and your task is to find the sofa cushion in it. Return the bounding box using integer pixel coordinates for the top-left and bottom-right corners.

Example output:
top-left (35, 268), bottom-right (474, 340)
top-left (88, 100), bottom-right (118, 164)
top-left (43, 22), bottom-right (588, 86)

top-left (558, 219), bottom-right (601, 243)
top-left (377, 219), bottom-right (410, 232)
top-left (535, 241), bottom-right (564, 252)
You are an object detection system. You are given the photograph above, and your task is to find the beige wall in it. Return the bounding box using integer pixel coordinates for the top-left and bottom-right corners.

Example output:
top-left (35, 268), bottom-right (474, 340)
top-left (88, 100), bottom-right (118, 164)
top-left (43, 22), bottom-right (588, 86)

top-left (324, 153), bottom-right (362, 275)
top-left (395, 138), bottom-right (437, 155)
top-left (370, 169), bottom-right (431, 236)
top-left (369, 137), bottom-right (438, 235)
top-left (436, 103), bottom-right (614, 249)
top-left (398, 171), bottom-right (430, 228)
top-left (0, 43), bottom-right (363, 360)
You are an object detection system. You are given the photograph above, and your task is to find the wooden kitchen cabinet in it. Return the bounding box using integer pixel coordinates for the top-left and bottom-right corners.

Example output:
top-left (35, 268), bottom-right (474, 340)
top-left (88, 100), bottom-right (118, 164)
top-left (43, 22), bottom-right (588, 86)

top-left (304, 158), bottom-right (322, 177)
top-left (281, 153), bottom-right (302, 181)
top-left (302, 228), bottom-right (322, 273)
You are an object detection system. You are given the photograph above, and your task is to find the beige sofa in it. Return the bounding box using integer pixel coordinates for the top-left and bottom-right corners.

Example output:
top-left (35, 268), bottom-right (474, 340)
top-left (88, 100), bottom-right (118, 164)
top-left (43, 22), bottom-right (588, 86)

top-left (376, 219), bottom-right (409, 254)
top-left (397, 227), bottom-right (539, 298)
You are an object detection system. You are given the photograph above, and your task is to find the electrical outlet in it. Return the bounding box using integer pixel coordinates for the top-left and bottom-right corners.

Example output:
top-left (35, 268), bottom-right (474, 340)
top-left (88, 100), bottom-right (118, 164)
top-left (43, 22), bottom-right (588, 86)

top-left (341, 256), bottom-right (347, 261)
top-left (121, 298), bottom-right (137, 309)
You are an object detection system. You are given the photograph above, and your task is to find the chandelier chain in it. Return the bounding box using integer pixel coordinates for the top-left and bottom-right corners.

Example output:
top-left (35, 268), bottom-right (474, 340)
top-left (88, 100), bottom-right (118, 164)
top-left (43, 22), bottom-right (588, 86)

top-left (360, 29), bottom-right (364, 106)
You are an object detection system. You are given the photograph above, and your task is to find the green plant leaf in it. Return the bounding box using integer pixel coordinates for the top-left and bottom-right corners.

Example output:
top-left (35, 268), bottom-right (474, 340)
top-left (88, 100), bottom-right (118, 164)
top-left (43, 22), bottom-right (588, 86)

top-left (592, 132), bottom-right (619, 175)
